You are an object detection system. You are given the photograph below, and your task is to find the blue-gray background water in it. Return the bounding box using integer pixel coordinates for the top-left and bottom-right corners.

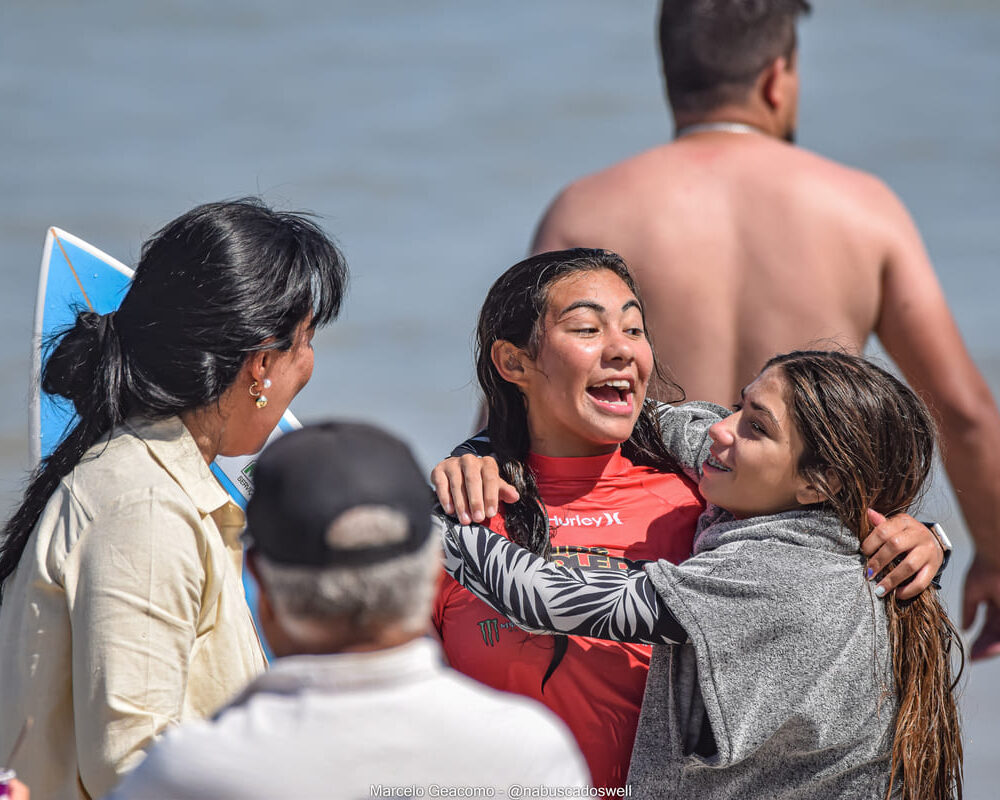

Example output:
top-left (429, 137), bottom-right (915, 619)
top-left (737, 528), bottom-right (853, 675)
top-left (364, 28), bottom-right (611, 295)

top-left (2, 0), bottom-right (998, 792)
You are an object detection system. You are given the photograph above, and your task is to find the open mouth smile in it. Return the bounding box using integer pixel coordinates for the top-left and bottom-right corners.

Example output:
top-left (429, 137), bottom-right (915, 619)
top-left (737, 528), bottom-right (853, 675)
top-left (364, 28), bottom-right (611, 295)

top-left (586, 378), bottom-right (635, 413)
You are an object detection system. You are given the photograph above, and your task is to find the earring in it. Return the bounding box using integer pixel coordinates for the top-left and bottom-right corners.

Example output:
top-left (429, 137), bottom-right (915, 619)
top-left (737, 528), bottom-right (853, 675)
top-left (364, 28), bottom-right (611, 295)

top-left (249, 380), bottom-right (269, 409)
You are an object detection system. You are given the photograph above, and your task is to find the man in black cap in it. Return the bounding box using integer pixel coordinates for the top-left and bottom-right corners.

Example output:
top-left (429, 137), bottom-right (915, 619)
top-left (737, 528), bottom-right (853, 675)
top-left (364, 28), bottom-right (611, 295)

top-left (108, 422), bottom-right (588, 799)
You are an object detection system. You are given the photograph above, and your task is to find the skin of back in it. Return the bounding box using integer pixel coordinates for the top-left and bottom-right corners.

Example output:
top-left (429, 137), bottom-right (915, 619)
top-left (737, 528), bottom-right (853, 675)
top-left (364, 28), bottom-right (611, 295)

top-left (534, 137), bottom-right (889, 403)
top-left (530, 8), bottom-right (1000, 660)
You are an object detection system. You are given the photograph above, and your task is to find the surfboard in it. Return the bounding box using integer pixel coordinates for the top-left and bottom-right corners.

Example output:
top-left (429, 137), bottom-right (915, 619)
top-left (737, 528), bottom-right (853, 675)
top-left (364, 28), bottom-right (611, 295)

top-left (31, 227), bottom-right (301, 508)
top-left (32, 227), bottom-right (298, 658)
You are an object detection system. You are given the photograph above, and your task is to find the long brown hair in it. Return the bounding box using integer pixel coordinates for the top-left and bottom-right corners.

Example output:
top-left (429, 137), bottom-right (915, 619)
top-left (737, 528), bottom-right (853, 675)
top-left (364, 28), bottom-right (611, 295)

top-left (766, 350), bottom-right (963, 800)
top-left (476, 248), bottom-right (685, 558)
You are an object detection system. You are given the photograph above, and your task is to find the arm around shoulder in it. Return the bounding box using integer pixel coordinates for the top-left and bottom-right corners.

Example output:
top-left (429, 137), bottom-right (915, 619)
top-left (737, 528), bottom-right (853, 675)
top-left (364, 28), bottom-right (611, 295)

top-left (653, 400), bottom-right (728, 478)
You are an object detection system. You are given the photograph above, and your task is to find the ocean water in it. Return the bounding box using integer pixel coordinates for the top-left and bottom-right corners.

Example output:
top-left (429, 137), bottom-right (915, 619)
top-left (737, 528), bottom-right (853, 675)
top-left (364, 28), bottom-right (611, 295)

top-left (2, 0), bottom-right (998, 793)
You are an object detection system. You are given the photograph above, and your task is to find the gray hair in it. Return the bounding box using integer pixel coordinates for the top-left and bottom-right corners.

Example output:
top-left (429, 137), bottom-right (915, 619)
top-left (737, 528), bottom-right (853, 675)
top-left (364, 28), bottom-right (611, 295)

top-left (253, 508), bottom-right (440, 636)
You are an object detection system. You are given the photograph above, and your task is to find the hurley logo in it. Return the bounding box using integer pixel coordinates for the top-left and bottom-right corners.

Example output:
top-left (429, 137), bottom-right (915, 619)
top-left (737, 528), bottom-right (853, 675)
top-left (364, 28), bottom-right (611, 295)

top-left (549, 511), bottom-right (623, 527)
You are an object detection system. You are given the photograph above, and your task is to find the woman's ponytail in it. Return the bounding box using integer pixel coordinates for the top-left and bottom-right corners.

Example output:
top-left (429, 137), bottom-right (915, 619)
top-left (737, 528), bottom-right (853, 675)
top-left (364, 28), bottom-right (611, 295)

top-left (0, 310), bottom-right (131, 591)
top-left (44, 310), bottom-right (130, 424)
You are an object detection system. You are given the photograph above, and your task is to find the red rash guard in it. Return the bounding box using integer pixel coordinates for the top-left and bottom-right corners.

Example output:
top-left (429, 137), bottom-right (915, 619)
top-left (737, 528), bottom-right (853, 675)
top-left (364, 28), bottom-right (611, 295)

top-left (433, 449), bottom-right (703, 788)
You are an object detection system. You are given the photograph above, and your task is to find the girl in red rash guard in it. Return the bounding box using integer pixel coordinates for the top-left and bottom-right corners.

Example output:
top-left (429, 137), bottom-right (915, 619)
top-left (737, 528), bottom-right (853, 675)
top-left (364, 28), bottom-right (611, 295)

top-left (431, 249), bottom-right (945, 788)
top-left (434, 447), bottom-right (703, 787)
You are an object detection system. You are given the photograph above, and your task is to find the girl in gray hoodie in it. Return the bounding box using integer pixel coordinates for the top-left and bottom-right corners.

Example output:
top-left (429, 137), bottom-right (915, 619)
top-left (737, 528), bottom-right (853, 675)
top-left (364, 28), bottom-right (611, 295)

top-left (437, 350), bottom-right (962, 800)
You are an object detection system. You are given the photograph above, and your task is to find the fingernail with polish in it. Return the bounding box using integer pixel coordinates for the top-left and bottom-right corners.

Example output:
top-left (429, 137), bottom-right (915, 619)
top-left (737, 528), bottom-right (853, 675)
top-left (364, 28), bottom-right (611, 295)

top-left (866, 567), bottom-right (874, 579)
top-left (874, 585), bottom-right (886, 598)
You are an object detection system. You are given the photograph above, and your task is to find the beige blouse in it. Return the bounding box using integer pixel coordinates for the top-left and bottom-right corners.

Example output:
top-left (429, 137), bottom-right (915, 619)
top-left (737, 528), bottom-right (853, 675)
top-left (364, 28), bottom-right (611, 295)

top-left (0, 416), bottom-right (267, 800)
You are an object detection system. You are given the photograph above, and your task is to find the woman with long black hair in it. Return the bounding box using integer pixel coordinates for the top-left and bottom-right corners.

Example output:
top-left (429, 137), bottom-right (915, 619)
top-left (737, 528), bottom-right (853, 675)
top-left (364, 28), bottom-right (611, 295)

top-left (0, 199), bottom-right (347, 800)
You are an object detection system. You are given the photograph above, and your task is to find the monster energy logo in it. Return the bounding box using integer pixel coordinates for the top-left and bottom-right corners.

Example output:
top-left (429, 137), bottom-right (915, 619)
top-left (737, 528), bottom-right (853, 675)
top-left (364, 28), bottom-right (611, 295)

top-left (478, 618), bottom-right (500, 646)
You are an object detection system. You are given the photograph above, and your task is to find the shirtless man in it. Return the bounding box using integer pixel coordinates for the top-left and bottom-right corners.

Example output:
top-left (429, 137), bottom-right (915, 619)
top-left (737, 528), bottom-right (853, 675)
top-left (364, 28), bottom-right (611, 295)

top-left (531, 0), bottom-right (1000, 659)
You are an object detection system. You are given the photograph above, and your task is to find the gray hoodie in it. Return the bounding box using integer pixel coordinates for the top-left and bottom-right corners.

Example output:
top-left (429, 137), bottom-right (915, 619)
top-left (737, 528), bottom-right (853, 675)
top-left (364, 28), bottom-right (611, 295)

top-left (628, 403), bottom-right (896, 799)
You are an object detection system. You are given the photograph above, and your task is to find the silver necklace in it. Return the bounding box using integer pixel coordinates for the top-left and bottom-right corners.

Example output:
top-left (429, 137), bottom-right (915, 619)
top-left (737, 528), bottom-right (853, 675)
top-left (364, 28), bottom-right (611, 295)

top-left (674, 122), bottom-right (766, 139)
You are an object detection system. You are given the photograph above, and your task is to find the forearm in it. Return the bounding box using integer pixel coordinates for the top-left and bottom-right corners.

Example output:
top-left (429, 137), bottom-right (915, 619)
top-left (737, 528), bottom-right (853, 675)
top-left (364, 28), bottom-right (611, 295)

top-left (450, 429), bottom-right (491, 459)
top-left (939, 403), bottom-right (1000, 566)
top-left (875, 215), bottom-right (1000, 563)
top-left (436, 514), bottom-right (686, 645)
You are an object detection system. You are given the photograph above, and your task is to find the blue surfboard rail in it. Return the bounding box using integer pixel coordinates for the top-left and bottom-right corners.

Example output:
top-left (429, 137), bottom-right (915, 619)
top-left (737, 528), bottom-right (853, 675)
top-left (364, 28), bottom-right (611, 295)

top-left (33, 229), bottom-right (133, 463)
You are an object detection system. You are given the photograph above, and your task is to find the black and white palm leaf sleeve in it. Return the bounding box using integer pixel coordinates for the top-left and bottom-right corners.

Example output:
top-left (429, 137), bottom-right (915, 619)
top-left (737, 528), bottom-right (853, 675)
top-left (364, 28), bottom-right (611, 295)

top-left (434, 514), bottom-right (687, 645)
top-left (449, 428), bottom-right (491, 458)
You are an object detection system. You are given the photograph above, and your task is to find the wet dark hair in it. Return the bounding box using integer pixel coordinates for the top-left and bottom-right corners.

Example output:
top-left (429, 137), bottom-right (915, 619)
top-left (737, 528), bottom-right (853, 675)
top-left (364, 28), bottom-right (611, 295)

top-left (658, 0), bottom-right (811, 114)
top-left (765, 350), bottom-right (962, 800)
top-left (0, 198), bottom-right (348, 590)
top-left (476, 248), bottom-right (685, 558)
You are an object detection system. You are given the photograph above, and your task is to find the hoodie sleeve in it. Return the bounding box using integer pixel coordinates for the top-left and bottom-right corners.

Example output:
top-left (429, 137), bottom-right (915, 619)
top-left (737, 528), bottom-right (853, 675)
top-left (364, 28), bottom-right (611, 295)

top-left (653, 401), bottom-right (729, 479)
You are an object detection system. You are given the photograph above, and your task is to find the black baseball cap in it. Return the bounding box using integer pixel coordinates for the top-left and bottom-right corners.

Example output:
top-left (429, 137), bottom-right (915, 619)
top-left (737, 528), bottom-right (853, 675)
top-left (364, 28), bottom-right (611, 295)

top-left (244, 421), bottom-right (433, 567)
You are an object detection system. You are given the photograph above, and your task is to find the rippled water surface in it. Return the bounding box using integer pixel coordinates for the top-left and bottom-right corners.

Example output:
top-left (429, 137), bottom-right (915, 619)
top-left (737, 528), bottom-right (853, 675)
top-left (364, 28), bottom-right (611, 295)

top-left (2, 0), bottom-right (998, 793)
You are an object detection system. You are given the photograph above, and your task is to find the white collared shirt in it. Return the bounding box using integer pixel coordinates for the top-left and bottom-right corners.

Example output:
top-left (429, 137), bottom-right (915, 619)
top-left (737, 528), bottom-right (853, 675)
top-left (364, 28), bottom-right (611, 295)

top-left (0, 416), bottom-right (267, 800)
top-left (108, 638), bottom-right (590, 799)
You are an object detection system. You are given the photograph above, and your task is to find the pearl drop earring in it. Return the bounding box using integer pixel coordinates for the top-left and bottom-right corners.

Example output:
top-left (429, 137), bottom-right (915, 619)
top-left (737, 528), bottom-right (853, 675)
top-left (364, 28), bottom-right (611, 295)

top-left (249, 379), bottom-right (272, 409)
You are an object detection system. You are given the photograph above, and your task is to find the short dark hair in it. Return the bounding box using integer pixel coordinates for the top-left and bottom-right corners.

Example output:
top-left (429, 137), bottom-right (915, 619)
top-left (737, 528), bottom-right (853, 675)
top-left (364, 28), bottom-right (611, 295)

top-left (658, 0), bottom-right (811, 114)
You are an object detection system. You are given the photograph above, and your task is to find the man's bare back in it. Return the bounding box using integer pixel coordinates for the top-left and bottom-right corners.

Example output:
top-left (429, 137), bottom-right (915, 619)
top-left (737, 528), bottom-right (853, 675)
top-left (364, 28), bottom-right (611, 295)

top-left (526, 0), bottom-right (1000, 659)
top-left (534, 131), bottom-right (906, 405)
